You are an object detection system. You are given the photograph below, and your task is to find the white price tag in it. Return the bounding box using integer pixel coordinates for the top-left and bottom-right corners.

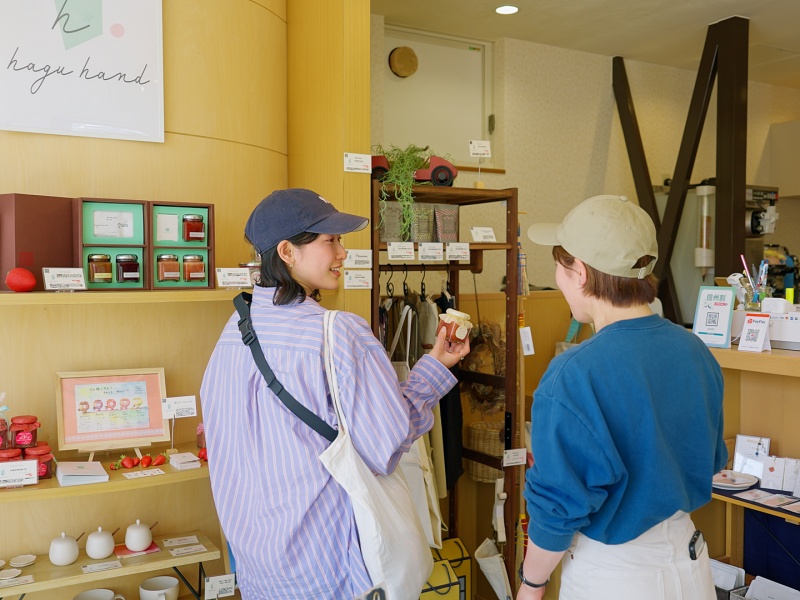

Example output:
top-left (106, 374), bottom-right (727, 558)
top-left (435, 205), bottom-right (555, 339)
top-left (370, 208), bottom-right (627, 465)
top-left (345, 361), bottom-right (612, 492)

top-left (205, 574), bottom-right (237, 599)
top-left (344, 249), bottom-right (372, 269)
top-left (0, 575), bottom-right (34, 588)
top-left (418, 243), bottom-right (444, 261)
top-left (81, 560), bottom-right (122, 573)
top-left (0, 459), bottom-right (38, 488)
top-left (344, 270), bottom-right (372, 289)
top-left (503, 448), bottom-right (527, 467)
top-left (169, 544), bottom-right (207, 557)
top-left (469, 140), bottom-right (492, 158)
top-left (42, 267), bottom-right (86, 291)
top-left (519, 326), bottom-right (535, 355)
top-left (122, 468), bottom-right (165, 479)
top-left (344, 152), bottom-right (373, 173)
top-left (445, 243), bottom-right (470, 261)
top-left (387, 242), bottom-right (415, 261)
top-left (161, 395), bottom-right (197, 419)
top-left (470, 227), bottom-right (496, 242)
top-left (215, 268), bottom-right (251, 288)
top-left (163, 535), bottom-right (200, 547)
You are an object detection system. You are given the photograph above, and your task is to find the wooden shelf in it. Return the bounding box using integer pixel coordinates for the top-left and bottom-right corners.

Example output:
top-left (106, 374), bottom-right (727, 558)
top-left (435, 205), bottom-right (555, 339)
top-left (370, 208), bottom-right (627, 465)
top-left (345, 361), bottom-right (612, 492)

top-left (712, 491), bottom-right (800, 525)
top-left (710, 346), bottom-right (800, 377)
top-left (378, 242), bottom-right (512, 251)
top-left (0, 530), bottom-right (218, 597)
top-left (0, 289), bottom-right (241, 307)
top-left (0, 444), bottom-right (208, 504)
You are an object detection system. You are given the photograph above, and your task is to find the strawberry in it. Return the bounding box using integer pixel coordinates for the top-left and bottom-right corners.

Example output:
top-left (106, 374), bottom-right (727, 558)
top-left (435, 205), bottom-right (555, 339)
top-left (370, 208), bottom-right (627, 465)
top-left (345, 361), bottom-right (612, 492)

top-left (109, 459), bottom-right (120, 470)
top-left (140, 454), bottom-right (152, 468)
top-left (120, 455), bottom-right (134, 469)
top-left (151, 452), bottom-right (167, 466)
top-left (131, 456), bottom-right (140, 467)
top-left (197, 448), bottom-right (207, 461)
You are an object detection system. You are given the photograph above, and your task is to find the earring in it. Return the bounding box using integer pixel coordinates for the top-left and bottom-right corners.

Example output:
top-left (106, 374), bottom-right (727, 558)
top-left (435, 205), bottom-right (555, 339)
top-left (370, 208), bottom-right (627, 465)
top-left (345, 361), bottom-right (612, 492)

top-left (288, 263), bottom-right (294, 269)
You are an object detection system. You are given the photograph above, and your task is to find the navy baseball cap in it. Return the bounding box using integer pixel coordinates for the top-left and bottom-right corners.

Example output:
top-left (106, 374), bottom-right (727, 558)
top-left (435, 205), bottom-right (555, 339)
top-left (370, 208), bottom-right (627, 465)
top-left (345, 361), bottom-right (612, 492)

top-left (245, 188), bottom-right (368, 254)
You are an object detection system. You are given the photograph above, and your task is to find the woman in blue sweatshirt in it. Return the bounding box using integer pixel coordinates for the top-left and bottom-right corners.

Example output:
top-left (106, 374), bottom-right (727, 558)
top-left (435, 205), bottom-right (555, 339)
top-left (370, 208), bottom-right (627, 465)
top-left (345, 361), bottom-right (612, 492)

top-left (518, 195), bottom-right (727, 600)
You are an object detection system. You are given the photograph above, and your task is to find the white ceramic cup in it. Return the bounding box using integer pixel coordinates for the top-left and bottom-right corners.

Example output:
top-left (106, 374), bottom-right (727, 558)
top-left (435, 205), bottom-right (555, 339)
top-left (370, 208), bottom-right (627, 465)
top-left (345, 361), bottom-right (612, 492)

top-left (73, 590), bottom-right (125, 600)
top-left (139, 576), bottom-right (179, 600)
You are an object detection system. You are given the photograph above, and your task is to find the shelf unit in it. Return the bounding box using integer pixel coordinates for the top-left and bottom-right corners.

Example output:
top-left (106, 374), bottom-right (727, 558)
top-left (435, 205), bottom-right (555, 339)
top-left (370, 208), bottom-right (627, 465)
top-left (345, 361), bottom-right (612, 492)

top-left (369, 181), bottom-right (522, 582)
top-left (700, 347), bottom-right (800, 569)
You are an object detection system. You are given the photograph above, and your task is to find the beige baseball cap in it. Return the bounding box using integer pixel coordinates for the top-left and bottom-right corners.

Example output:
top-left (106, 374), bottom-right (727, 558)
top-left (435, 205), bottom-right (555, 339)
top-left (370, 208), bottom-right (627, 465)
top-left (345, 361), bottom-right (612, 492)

top-left (527, 195), bottom-right (658, 279)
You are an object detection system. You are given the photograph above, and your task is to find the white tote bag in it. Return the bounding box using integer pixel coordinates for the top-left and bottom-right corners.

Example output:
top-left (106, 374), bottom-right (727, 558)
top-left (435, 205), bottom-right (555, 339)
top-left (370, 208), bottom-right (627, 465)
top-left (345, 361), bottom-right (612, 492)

top-left (389, 304), bottom-right (445, 548)
top-left (319, 310), bottom-right (433, 600)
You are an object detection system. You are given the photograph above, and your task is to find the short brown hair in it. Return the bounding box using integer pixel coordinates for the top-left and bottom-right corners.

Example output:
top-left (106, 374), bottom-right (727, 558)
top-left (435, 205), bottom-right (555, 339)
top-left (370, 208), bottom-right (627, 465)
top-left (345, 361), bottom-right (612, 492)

top-left (553, 245), bottom-right (659, 307)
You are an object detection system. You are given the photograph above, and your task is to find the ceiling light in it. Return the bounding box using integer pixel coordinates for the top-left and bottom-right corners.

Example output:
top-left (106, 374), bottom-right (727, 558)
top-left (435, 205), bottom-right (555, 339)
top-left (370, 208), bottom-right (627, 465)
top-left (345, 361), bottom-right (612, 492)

top-left (495, 5), bottom-right (519, 15)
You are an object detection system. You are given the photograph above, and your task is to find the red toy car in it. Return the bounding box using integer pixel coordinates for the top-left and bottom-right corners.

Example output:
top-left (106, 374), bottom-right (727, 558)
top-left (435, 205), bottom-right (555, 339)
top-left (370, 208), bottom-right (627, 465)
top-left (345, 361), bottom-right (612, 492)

top-left (371, 155), bottom-right (458, 187)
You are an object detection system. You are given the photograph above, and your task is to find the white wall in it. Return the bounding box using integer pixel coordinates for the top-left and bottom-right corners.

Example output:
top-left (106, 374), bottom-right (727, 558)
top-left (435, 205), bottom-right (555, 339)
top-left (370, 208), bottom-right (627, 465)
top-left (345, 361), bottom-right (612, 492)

top-left (371, 20), bottom-right (800, 293)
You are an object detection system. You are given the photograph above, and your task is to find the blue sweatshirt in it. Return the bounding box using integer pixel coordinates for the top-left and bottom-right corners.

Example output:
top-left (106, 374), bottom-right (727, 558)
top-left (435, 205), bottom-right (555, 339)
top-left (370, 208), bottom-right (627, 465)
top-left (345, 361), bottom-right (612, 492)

top-left (524, 314), bottom-right (727, 551)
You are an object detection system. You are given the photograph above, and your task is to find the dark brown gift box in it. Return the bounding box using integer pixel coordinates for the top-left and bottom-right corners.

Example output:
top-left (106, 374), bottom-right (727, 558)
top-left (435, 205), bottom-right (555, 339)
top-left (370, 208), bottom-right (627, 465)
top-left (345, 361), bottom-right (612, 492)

top-left (0, 193), bottom-right (75, 291)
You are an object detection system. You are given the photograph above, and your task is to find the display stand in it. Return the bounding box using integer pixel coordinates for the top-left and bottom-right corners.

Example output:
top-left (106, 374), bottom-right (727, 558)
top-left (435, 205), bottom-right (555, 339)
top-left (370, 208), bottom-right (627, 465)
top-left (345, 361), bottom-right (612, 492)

top-left (370, 182), bottom-right (521, 583)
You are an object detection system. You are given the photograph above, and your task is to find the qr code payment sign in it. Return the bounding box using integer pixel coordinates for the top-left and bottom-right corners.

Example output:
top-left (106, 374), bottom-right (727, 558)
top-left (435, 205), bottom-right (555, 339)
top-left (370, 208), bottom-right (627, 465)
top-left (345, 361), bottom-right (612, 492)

top-left (705, 312), bottom-right (719, 326)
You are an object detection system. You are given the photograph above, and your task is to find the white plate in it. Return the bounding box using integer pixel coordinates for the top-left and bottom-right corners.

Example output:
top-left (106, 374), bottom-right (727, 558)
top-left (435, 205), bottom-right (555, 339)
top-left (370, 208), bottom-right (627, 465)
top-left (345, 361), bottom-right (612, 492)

top-left (0, 568), bottom-right (21, 580)
top-left (712, 470), bottom-right (758, 490)
top-left (8, 554), bottom-right (35, 567)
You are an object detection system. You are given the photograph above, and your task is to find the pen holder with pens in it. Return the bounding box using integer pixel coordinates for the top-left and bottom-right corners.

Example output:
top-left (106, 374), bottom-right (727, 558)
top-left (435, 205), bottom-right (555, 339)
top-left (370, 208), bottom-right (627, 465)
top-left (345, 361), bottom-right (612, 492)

top-left (743, 284), bottom-right (773, 311)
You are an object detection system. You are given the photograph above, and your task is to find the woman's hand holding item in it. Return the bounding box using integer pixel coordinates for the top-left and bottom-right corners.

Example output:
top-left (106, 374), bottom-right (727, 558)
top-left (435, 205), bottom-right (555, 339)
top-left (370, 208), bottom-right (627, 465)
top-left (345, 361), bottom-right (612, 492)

top-left (429, 326), bottom-right (470, 369)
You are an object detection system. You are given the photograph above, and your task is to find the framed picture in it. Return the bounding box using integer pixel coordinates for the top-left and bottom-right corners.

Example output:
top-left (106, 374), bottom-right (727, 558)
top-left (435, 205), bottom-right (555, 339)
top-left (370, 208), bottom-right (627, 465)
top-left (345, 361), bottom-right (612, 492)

top-left (55, 368), bottom-right (169, 453)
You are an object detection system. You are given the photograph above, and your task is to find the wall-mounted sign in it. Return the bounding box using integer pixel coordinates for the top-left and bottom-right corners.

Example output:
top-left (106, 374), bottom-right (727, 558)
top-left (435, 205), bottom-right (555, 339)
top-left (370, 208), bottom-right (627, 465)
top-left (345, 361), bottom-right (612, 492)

top-left (0, 0), bottom-right (164, 143)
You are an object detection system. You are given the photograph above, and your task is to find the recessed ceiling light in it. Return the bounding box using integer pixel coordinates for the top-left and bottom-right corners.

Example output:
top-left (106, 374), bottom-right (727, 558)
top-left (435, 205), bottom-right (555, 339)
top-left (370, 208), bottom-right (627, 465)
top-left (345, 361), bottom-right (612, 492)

top-left (496, 5), bottom-right (519, 15)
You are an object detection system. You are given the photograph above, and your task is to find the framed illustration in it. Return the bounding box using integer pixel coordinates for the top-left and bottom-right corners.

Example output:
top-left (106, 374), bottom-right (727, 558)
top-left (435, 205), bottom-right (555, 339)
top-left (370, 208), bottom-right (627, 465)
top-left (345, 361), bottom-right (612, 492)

top-left (55, 368), bottom-right (169, 453)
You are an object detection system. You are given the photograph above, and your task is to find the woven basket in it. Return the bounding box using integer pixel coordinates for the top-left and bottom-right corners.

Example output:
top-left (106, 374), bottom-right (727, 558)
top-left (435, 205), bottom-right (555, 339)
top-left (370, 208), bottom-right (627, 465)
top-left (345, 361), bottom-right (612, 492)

top-left (466, 421), bottom-right (504, 483)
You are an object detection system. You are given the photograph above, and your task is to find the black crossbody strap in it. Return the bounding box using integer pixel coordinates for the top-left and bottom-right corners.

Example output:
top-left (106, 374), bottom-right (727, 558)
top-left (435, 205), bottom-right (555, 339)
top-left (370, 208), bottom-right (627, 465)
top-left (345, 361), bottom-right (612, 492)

top-left (233, 292), bottom-right (337, 442)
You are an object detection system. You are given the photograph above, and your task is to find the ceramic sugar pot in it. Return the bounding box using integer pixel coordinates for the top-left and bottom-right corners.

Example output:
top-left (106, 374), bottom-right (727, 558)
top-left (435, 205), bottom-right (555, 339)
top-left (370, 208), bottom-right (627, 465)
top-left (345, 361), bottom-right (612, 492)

top-left (86, 526), bottom-right (116, 559)
top-left (124, 519), bottom-right (152, 552)
top-left (49, 531), bottom-right (79, 566)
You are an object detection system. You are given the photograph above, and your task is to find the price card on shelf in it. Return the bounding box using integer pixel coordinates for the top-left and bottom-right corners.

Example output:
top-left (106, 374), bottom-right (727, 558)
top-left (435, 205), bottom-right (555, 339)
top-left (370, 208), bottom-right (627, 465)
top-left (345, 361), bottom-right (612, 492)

top-left (215, 268), bottom-right (251, 288)
top-left (503, 448), bottom-right (527, 467)
top-left (445, 242), bottom-right (470, 261)
top-left (0, 575), bottom-right (34, 588)
top-left (470, 227), bottom-right (496, 242)
top-left (344, 249), bottom-right (372, 269)
top-left (418, 242), bottom-right (444, 261)
top-left (344, 270), bottom-right (372, 289)
top-left (81, 560), bottom-right (122, 574)
top-left (42, 267), bottom-right (86, 291)
top-left (169, 544), bottom-right (207, 557)
top-left (122, 468), bottom-right (165, 479)
top-left (387, 242), bottom-right (415, 261)
top-left (344, 152), bottom-right (372, 173)
top-left (469, 140), bottom-right (492, 158)
top-left (205, 574), bottom-right (236, 599)
top-left (0, 459), bottom-right (38, 488)
top-left (163, 535), bottom-right (200, 547)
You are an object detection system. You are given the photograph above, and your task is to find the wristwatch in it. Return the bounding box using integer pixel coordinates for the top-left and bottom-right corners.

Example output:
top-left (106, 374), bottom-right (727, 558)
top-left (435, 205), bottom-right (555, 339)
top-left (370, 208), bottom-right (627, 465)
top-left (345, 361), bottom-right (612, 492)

top-left (518, 563), bottom-right (549, 588)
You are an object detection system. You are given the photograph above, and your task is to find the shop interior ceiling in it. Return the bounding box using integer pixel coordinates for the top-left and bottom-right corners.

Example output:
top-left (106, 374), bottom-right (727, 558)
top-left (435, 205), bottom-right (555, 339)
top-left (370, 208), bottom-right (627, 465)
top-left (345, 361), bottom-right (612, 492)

top-left (371, 0), bottom-right (800, 89)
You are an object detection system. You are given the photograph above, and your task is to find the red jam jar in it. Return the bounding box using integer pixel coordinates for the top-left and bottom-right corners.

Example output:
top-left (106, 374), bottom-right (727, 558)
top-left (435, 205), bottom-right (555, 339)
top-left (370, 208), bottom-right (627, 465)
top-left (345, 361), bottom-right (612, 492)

top-left (115, 254), bottom-right (141, 283)
top-left (436, 309), bottom-right (473, 343)
top-left (25, 444), bottom-right (54, 479)
top-left (157, 254), bottom-right (181, 282)
top-left (87, 254), bottom-right (113, 283)
top-left (182, 214), bottom-right (205, 242)
top-left (0, 448), bottom-right (22, 462)
top-left (10, 415), bottom-right (40, 448)
top-left (182, 254), bottom-right (206, 282)
top-left (0, 416), bottom-right (8, 450)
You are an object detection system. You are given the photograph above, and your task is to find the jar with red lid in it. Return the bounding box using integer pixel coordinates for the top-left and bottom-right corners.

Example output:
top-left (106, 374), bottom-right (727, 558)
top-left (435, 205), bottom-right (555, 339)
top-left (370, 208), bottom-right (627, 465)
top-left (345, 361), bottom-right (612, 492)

top-left (0, 414), bottom-right (8, 450)
top-left (10, 415), bottom-right (40, 448)
top-left (25, 444), bottom-right (54, 479)
top-left (0, 448), bottom-right (22, 462)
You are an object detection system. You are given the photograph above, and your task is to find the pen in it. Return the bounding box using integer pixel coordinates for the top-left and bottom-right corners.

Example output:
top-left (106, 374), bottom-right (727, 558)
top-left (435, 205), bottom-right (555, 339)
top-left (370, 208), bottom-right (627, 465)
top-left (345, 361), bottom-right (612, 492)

top-left (740, 255), bottom-right (755, 290)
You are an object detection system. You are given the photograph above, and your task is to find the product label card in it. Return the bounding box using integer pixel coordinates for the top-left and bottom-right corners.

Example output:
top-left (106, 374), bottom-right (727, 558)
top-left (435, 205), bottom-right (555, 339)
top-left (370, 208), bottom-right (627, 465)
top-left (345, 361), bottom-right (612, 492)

top-left (163, 535), bottom-right (199, 547)
top-left (470, 227), bottom-right (496, 242)
top-left (469, 140), bottom-right (492, 158)
top-left (344, 152), bottom-right (373, 173)
top-left (418, 243), bottom-right (444, 261)
top-left (344, 249), bottom-right (372, 269)
top-left (81, 560), bottom-right (122, 574)
top-left (761, 456), bottom-right (786, 490)
top-left (215, 268), bottom-right (252, 288)
top-left (169, 544), bottom-right (207, 557)
top-left (445, 242), bottom-right (470, 261)
top-left (344, 270), bottom-right (372, 289)
top-left (387, 242), bottom-right (415, 261)
top-left (0, 459), bottom-right (38, 488)
top-left (155, 213), bottom-right (179, 242)
top-left (503, 448), bottom-right (527, 467)
top-left (42, 267), bottom-right (86, 291)
top-left (205, 574), bottom-right (236, 599)
top-left (161, 395), bottom-right (197, 419)
top-left (0, 575), bottom-right (33, 588)
top-left (122, 468), bottom-right (165, 480)
top-left (519, 326), bottom-right (535, 355)
top-left (737, 313), bottom-right (771, 352)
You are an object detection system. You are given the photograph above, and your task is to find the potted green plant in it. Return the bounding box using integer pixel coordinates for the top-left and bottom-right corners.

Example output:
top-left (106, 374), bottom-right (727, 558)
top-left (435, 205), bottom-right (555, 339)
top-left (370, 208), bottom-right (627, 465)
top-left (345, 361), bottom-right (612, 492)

top-left (373, 143), bottom-right (434, 241)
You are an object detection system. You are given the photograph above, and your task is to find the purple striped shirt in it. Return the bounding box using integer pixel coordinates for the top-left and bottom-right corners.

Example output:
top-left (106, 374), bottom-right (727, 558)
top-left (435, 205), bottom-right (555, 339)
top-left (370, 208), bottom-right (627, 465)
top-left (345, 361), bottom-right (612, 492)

top-left (200, 286), bottom-right (456, 599)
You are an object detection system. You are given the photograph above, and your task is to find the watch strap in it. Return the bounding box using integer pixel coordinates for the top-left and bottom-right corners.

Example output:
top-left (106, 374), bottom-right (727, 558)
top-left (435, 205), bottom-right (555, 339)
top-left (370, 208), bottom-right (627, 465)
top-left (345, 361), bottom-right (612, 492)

top-left (518, 563), bottom-right (549, 589)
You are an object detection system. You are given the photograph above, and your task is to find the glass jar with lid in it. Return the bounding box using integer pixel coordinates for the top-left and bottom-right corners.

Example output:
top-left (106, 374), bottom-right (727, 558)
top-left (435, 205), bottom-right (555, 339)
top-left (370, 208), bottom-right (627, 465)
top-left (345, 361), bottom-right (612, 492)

top-left (182, 254), bottom-right (206, 282)
top-left (0, 448), bottom-right (22, 463)
top-left (157, 254), bottom-right (181, 282)
top-left (182, 214), bottom-right (205, 242)
top-left (115, 254), bottom-right (141, 283)
top-left (24, 444), bottom-right (54, 479)
top-left (87, 254), bottom-right (112, 283)
top-left (10, 415), bottom-right (39, 448)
